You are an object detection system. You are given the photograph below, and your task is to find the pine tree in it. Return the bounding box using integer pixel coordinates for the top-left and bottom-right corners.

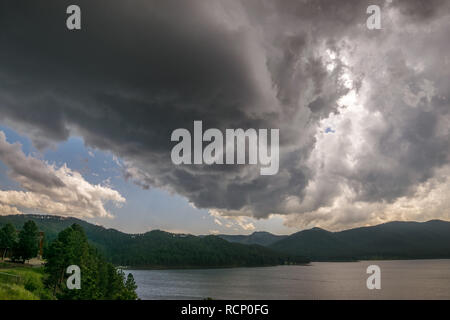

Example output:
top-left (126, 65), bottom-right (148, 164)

top-left (12, 220), bottom-right (39, 263)
top-left (44, 224), bottom-right (138, 300)
top-left (0, 223), bottom-right (17, 260)
top-left (124, 273), bottom-right (138, 300)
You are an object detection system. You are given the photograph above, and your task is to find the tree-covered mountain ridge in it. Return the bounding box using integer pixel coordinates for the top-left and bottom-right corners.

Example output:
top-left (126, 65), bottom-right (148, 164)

top-left (0, 214), bottom-right (307, 268)
top-left (1, 215), bottom-right (449, 264)
top-left (268, 219), bottom-right (450, 261)
top-left (220, 220), bottom-right (450, 261)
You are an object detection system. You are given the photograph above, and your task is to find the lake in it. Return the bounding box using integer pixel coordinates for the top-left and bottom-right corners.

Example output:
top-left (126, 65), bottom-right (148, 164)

top-left (126, 259), bottom-right (450, 300)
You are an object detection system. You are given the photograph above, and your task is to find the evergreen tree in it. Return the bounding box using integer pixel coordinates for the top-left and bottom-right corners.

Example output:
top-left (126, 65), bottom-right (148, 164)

top-left (12, 220), bottom-right (39, 263)
top-left (44, 224), bottom-right (138, 300)
top-left (0, 223), bottom-right (17, 260)
top-left (123, 273), bottom-right (138, 300)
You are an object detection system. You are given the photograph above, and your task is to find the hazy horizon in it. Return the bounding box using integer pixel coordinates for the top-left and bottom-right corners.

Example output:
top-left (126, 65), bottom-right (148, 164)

top-left (2, 213), bottom-right (449, 237)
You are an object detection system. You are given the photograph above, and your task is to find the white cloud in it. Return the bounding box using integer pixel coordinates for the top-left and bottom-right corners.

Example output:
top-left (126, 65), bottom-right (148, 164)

top-left (0, 203), bottom-right (22, 216)
top-left (1, 0), bottom-right (449, 231)
top-left (210, 209), bottom-right (255, 231)
top-left (0, 131), bottom-right (125, 218)
top-left (284, 165), bottom-right (450, 231)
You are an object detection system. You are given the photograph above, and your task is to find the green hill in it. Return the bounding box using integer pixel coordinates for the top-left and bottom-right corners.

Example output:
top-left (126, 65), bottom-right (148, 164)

top-left (3, 215), bottom-right (449, 264)
top-left (269, 220), bottom-right (450, 261)
top-left (217, 231), bottom-right (287, 246)
top-left (0, 215), bottom-right (307, 268)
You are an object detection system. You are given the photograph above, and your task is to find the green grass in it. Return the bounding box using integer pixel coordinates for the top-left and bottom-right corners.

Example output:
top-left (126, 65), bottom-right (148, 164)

top-left (0, 264), bottom-right (54, 300)
top-left (0, 283), bottom-right (40, 300)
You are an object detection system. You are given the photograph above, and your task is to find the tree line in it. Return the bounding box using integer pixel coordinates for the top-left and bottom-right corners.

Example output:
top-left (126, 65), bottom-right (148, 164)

top-left (0, 221), bottom-right (39, 262)
top-left (0, 221), bottom-right (138, 300)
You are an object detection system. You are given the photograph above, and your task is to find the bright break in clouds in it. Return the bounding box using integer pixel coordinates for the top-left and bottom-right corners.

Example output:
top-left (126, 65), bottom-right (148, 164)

top-left (0, 0), bottom-right (449, 231)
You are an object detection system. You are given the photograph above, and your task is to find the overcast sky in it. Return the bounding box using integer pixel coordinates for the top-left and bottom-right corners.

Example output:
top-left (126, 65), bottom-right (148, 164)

top-left (0, 0), bottom-right (449, 234)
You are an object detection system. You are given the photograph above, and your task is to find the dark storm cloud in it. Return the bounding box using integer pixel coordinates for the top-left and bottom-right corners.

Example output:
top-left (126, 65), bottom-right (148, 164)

top-left (0, 132), bottom-right (65, 188)
top-left (0, 131), bottom-right (125, 218)
top-left (0, 0), bottom-right (449, 226)
top-left (390, 0), bottom-right (448, 21)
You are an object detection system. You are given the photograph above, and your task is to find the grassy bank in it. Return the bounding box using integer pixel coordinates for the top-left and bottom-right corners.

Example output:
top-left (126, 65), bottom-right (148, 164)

top-left (0, 263), bottom-right (54, 300)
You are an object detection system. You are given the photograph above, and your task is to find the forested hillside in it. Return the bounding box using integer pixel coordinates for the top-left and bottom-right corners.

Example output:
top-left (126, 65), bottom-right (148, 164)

top-left (269, 220), bottom-right (450, 260)
top-left (0, 215), bottom-right (306, 267)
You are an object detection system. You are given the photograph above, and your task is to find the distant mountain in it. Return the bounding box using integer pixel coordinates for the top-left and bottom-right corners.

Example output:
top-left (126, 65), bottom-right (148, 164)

top-left (0, 214), bottom-right (307, 268)
top-left (3, 215), bottom-right (449, 264)
top-left (0, 214), bottom-right (129, 255)
top-left (269, 220), bottom-right (450, 261)
top-left (217, 231), bottom-right (287, 246)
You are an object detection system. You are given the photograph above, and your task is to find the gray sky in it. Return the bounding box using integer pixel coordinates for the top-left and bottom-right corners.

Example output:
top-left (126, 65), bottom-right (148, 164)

top-left (0, 0), bottom-right (449, 234)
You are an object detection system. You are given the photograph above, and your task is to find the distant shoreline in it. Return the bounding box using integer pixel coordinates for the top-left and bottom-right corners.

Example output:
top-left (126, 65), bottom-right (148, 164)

top-left (121, 262), bottom-right (310, 271)
top-left (121, 258), bottom-right (450, 271)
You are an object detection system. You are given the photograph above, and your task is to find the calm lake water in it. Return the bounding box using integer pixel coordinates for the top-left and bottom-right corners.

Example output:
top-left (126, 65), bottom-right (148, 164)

top-left (126, 259), bottom-right (450, 300)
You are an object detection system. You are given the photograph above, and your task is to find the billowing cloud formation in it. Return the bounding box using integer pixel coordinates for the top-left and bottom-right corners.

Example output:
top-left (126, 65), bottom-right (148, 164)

top-left (0, 204), bottom-right (22, 216)
top-left (284, 165), bottom-right (450, 231)
top-left (0, 0), bottom-right (449, 229)
top-left (0, 132), bottom-right (125, 218)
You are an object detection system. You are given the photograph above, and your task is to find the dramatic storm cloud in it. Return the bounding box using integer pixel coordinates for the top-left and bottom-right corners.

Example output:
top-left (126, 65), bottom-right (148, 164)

top-left (0, 131), bottom-right (125, 218)
top-left (0, 0), bottom-right (449, 229)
